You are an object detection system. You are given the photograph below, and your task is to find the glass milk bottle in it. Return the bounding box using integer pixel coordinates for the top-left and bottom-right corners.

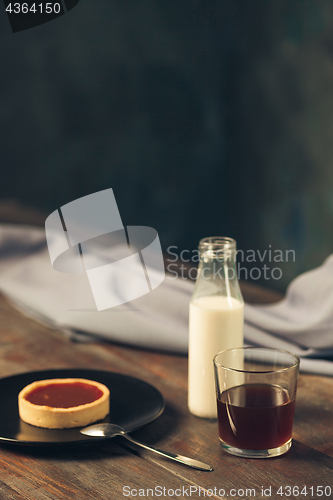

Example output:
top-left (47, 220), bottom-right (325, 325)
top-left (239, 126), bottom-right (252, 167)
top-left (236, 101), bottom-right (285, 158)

top-left (188, 237), bottom-right (244, 418)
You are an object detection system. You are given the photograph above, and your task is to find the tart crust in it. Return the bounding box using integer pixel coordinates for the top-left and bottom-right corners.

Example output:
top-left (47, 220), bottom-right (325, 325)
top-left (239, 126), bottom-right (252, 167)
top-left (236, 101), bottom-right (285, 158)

top-left (18, 378), bottom-right (110, 429)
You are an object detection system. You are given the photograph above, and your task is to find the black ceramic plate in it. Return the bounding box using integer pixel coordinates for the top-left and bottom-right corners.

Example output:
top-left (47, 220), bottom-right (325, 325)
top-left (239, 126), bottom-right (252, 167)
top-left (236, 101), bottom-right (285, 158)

top-left (0, 368), bottom-right (164, 445)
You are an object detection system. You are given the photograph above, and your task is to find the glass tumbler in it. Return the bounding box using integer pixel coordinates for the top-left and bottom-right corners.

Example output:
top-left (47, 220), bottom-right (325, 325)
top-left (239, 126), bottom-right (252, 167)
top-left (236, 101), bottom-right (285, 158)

top-left (214, 347), bottom-right (300, 458)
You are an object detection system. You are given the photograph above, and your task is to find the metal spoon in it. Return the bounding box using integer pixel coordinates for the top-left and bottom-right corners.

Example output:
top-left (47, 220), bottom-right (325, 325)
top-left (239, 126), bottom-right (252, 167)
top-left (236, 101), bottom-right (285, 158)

top-left (80, 423), bottom-right (213, 471)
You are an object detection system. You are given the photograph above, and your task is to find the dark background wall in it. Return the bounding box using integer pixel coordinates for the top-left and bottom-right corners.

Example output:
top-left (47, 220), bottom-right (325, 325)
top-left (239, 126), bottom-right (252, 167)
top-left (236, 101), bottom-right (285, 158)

top-left (1, 0), bottom-right (333, 292)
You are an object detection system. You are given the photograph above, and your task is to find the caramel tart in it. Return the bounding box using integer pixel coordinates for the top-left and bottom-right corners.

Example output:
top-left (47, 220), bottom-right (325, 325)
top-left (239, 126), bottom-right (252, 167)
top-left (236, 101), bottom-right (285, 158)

top-left (18, 378), bottom-right (110, 429)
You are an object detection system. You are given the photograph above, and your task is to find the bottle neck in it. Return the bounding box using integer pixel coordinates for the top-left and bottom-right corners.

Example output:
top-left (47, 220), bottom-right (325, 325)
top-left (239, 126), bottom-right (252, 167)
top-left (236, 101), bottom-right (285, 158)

top-left (192, 237), bottom-right (243, 303)
top-left (198, 237), bottom-right (237, 278)
top-left (197, 250), bottom-right (237, 284)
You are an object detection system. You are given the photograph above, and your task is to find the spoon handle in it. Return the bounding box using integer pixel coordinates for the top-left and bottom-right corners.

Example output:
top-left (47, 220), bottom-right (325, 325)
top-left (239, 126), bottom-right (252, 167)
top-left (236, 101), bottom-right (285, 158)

top-left (121, 433), bottom-right (213, 471)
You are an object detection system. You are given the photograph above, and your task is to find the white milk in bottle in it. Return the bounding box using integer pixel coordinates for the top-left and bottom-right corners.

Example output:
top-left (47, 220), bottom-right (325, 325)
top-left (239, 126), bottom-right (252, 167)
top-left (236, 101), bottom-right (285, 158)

top-left (188, 237), bottom-right (244, 418)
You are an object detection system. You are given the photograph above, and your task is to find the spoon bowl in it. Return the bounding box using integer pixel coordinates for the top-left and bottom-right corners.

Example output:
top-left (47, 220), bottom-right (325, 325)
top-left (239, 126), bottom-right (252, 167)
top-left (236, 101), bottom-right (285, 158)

top-left (81, 423), bottom-right (126, 438)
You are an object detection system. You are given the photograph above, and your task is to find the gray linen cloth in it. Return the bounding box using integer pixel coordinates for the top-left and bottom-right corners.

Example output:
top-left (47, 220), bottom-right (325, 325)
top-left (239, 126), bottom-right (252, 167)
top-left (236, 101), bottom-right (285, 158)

top-left (0, 224), bottom-right (332, 376)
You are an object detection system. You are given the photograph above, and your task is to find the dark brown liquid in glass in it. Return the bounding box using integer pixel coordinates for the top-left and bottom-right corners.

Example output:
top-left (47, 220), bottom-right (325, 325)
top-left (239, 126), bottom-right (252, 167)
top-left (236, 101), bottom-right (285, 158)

top-left (217, 384), bottom-right (295, 450)
top-left (26, 382), bottom-right (104, 408)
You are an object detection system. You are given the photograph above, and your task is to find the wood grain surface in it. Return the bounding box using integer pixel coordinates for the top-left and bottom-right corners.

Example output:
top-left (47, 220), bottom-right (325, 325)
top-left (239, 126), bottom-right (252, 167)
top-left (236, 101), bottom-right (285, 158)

top-left (0, 205), bottom-right (331, 500)
top-left (0, 292), bottom-right (332, 500)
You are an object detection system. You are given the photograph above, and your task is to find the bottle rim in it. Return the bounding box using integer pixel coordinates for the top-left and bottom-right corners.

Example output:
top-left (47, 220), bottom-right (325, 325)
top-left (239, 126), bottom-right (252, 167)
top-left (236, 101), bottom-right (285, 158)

top-left (198, 236), bottom-right (236, 251)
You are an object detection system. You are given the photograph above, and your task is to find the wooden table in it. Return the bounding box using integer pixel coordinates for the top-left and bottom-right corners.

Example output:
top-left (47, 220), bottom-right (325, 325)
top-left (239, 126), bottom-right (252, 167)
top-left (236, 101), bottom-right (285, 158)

top-left (0, 284), bottom-right (332, 500)
top-left (0, 205), bottom-right (331, 500)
